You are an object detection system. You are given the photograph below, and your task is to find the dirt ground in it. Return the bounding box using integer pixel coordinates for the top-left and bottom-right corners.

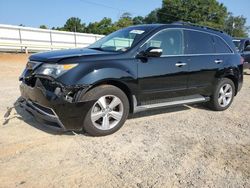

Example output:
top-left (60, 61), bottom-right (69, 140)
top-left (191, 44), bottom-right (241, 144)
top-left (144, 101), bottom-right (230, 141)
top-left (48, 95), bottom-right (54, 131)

top-left (0, 53), bottom-right (249, 188)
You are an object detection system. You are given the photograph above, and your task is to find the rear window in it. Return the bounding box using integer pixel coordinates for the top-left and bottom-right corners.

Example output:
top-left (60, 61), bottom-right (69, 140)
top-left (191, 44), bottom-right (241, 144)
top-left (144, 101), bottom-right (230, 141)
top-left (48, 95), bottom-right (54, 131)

top-left (214, 36), bottom-right (232, 53)
top-left (185, 30), bottom-right (215, 54)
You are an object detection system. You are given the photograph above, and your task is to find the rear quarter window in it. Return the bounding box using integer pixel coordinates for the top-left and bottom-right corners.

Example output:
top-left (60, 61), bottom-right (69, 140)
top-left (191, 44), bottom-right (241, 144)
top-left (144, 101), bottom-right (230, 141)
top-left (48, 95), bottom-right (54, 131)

top-left (184, 30), bottom-right (215, 54)
top-left (214, 36), bottom-right (232, 53)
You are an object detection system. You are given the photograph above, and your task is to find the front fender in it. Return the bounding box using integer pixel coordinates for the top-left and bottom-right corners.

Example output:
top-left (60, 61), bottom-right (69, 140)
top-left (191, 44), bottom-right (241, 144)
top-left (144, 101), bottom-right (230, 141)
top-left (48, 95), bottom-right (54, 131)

top-left (56, 59), bottom-right (138, 86)
top-left (76, 67), bottom-right (137, 85)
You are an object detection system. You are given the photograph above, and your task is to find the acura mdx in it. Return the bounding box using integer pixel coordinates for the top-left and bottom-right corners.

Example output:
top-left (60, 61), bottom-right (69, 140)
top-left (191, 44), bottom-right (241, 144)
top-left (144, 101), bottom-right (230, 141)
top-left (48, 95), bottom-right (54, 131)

top-left (19, 22), bottom-right (243, 136)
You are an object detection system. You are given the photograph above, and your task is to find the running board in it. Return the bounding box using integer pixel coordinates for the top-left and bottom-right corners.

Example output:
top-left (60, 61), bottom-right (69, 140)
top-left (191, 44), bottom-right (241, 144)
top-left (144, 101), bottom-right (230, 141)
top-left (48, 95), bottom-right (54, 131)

top-left (133, 95), bottom-right (209, 113)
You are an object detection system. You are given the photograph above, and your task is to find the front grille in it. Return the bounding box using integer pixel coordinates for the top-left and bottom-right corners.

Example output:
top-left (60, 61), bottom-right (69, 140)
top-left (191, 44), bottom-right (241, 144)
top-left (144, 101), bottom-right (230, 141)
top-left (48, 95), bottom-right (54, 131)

top-left (39, 78), bottom-right (59, 92)
top-left (24, 76), bottom-right (37, 87)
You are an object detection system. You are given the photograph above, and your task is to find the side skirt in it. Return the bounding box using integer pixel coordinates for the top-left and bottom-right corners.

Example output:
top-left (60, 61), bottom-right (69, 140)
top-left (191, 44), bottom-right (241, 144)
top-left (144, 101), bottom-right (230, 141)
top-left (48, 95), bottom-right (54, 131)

top-left (133, 95), bottom-right (210, 113)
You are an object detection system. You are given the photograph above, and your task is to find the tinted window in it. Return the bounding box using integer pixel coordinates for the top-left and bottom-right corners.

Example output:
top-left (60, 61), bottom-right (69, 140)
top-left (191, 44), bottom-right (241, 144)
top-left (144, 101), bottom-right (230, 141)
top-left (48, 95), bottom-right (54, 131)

top-left (145, 29), bottom-right (184, 56)
top-left (214, 36), bottom-right (232, 53)
top-left (185, 30), bottom-right (215, 54)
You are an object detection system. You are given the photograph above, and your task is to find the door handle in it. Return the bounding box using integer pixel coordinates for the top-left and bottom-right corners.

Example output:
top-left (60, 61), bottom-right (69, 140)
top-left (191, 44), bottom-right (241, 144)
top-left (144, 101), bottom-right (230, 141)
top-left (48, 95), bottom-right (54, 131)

top-left (214, 59), bottom-right (223, 64)
top-left (175, 62), bottom-right (187, 67)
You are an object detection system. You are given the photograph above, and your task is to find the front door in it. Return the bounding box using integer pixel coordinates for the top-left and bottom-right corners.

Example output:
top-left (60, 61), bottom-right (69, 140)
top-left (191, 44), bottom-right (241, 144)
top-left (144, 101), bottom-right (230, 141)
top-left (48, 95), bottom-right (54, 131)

top-left (137, 29), bottom-right (189, 102)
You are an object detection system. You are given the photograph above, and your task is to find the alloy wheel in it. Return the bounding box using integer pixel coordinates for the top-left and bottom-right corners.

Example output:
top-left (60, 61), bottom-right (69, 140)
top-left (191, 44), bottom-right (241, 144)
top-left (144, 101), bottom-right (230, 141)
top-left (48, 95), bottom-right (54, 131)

top-left (218, 83), bottom-right (233, 108)
top-left (91, 95), bottom-right (124, 130)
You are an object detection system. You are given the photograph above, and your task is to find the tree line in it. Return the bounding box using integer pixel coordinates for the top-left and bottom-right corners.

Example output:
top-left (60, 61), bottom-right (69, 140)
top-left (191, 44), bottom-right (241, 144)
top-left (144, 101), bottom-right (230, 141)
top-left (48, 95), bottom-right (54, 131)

top-left (38, 0), bottom-right (249, 37)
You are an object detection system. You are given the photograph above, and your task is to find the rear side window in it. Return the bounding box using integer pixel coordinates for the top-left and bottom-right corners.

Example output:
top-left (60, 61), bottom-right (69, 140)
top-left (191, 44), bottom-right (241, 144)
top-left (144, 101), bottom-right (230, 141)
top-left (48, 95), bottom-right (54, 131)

top-left (214, 36), bottom-right (232, 53)
top-left (184, 30), bottom-right (215, 54)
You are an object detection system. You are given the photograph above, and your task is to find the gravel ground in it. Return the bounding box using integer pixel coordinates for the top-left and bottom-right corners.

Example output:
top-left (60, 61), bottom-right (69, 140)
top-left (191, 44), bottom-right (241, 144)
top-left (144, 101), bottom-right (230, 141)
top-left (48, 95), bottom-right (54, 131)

top-left (0, 53), bottom-right (250, 188)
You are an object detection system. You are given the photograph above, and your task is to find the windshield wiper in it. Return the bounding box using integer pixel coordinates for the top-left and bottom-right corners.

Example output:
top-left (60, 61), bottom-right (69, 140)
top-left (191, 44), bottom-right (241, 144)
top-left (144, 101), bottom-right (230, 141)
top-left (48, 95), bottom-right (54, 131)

top-left (88, 47), bottom-right (104, 51)
top-left (89, 47), bottom-right (120, 53)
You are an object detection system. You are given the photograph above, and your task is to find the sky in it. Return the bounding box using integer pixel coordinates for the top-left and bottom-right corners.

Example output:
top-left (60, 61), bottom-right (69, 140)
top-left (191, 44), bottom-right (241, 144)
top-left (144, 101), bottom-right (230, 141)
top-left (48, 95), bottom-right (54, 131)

top-left (0, 0), bottom-right (249, 29)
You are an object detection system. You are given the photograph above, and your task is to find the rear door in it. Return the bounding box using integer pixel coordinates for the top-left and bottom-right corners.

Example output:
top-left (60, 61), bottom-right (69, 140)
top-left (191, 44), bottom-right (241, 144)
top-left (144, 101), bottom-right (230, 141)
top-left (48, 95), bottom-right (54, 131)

top-left (184, 30), bottom-right (230, 95)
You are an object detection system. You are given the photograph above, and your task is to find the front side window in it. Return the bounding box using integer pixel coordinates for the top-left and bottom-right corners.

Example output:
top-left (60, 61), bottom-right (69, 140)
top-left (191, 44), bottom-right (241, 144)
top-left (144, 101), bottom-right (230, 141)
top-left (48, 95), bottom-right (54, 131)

top-left (144, 29), bottom-right (184, 56)
top-left (185, 30), bottom-right (215, 54)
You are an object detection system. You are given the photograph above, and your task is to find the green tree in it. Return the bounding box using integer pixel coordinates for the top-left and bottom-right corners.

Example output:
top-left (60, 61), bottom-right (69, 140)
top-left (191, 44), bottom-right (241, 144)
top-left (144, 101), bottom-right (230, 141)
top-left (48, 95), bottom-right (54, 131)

top-left (62, 17), bottom-right (85, 32)
top-left (39, 25), bottom-right (48, 29)
top-left (157, 0), bottom-right (228, 29)
top-left (51, 26), bottom-right (65, 31)
top-left (115, 12), bottom-right (133, 29)
top-left (85, 14), bottom-right (134, 35)
top-left (144, 9), bottom-right (159, 24)
top-left (120, 12), bottom-right (133, 19)
top-left (86, 17), bottom-right (117, 35)
top-left (132, 16), bottom-right (145, 25)
top-left (224, 13), bottom-right (249, 37)
top-left (52, 0), bottom-right (249, 37)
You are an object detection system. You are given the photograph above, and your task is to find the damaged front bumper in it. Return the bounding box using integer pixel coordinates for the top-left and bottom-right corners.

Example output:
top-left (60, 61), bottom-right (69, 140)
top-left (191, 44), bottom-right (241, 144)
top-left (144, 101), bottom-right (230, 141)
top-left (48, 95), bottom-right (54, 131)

top-left (19, 78), bottom-right (94, 131)
top-left (19, 99), bottom-right (66, 130)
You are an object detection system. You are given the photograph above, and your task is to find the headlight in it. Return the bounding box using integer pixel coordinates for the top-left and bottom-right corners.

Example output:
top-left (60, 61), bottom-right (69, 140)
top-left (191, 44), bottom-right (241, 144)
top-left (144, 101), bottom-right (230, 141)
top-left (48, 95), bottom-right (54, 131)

top-left (36, 63), bottom-right (78, 78)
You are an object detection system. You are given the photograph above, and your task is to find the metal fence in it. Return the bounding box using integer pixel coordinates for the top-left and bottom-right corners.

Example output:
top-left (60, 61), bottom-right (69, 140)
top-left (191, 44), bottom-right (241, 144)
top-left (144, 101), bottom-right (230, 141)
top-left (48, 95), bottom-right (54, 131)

top-left (0, 24), bottom-right (104, 53)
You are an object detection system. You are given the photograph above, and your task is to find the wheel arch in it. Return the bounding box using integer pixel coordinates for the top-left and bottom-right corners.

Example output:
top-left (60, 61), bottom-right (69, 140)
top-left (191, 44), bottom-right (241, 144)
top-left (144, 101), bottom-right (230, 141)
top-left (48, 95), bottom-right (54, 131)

top-left (217, 68), bottom-right (240, 96)
top-left (224, 75), bottom-right (238, 95)
top-left (86, 79), bottom-right (135, 113)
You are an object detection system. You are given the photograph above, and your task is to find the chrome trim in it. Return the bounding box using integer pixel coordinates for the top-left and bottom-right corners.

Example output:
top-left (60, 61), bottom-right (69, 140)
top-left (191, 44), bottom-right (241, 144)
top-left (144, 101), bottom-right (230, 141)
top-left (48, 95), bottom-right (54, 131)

top-left (214, 59), bottom-right (223, 64)
top-left (133, 95), bottom-right (209, 113)
top-left (150, 48), bottom-right (163, 53)
top-left (132, 95), bottom-right (138, 112)
top-left (175, 62), bottom-right (187, 67)
top-left (159, 53), bottom-right (235, 58)
top-left (138, 27), bottom-right (234, 56)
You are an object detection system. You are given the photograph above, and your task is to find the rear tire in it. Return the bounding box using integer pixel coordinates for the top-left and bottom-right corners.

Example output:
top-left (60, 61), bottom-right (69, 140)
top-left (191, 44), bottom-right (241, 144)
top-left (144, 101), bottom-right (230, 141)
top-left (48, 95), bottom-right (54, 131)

top-left (208, 78), bottom-right (235, 111)
top-left (81, 85), bottom-right (129, 136)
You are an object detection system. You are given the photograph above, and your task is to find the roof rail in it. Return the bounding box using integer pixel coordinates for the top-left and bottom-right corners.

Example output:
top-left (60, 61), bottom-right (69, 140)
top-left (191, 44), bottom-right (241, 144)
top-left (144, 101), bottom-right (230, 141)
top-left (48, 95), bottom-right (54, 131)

top-left (172, 21), bottom-right (224, 33)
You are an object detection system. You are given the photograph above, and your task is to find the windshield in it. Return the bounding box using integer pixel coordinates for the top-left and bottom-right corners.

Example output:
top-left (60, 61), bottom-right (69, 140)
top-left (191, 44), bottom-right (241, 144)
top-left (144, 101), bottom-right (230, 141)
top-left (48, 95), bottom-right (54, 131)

top-left (88, 27), bottom-right (150, 52)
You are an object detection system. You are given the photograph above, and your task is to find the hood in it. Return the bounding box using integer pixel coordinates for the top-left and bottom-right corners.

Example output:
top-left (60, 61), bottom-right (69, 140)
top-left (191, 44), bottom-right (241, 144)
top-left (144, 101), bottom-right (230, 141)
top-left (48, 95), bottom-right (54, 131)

top-left (29, 48), bottom-right (114, 63)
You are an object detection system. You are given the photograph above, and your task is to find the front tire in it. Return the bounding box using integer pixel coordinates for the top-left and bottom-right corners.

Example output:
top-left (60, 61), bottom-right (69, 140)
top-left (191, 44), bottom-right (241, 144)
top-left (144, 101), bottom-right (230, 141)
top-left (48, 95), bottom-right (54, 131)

top-left (81, 85), bottom-right (129, 136)
top-left (208, 78), bottom-right (235, 111)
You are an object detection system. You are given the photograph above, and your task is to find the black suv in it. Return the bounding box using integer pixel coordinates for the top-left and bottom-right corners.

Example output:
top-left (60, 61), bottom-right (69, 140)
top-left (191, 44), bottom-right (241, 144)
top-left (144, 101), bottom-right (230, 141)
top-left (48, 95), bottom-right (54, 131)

top-left (233, 38), bottom-right (250, 69)
top-left (19, 23), bottom-right (243, 136)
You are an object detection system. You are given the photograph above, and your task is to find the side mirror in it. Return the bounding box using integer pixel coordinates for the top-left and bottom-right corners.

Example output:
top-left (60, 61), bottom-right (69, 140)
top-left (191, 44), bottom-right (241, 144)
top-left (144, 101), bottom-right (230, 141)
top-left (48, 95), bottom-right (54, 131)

top-left (137, 47), bottom-right (163, 58)
top-left (244, 45), bottom-right (250, 52)
top-left (145, 47), bottom-right (163, 57)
